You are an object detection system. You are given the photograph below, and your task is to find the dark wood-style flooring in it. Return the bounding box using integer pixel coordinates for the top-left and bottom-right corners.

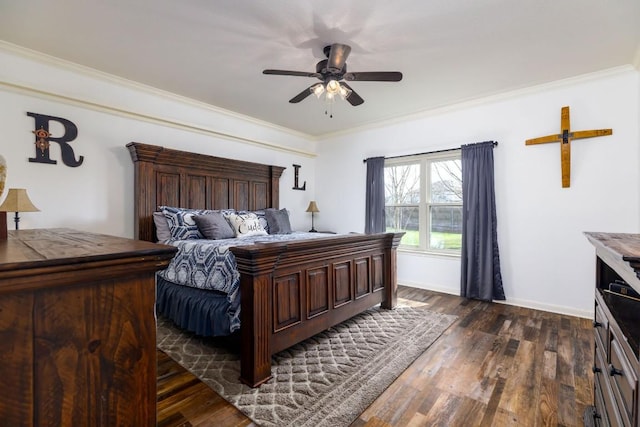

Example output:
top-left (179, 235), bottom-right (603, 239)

top-left (157, 286), bottom-right (594, 427)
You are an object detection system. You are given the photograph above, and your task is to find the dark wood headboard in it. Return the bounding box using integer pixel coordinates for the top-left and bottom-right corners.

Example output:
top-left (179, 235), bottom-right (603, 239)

top-left (127, 142), bottom-right (285, 242)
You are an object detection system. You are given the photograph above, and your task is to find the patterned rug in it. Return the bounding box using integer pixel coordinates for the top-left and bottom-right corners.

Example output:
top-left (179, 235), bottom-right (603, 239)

top-left (157, 306), bottom-right (457, 427)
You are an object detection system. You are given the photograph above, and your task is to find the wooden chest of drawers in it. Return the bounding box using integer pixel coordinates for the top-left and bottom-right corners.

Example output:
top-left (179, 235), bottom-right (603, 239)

top-left (0, 228), bottom-right (176, 427)
top-left (585, 232), bottom-right (640, 427)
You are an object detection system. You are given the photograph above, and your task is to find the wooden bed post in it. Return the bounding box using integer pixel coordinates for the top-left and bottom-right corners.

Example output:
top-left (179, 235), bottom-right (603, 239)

top-left (233, 245), bottom-right (285, 387)
top-left (127, 143), bottom-right (163, 241)
top-left (382, 232), bottom-right (404, 309)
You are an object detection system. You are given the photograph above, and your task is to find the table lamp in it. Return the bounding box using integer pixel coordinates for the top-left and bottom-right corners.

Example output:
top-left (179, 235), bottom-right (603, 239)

top-left (0, 188), bottom-right (40, 230)
top-left (306, 201), bottom-right (319, 232)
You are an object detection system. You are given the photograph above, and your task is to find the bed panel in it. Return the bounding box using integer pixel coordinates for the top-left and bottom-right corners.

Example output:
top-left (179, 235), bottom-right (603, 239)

top-left (307, 266), bottom-right (330, 318)
top-left (212, 178), bottom-right (230, 209)
top-left (333, 261), bottom-right (352, 308)
top-left (273, 273), bottom-right (301, 332)
top-left (355, 257), bottom-right (371, 298)
top-left (187, 175), bottom-right (207, 208)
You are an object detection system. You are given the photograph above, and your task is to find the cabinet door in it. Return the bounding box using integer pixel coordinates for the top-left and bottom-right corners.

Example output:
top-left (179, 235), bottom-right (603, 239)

top-left (33, 277), bottom-right (156, 427)
top-left (0, 293), bottom-right (34, 426)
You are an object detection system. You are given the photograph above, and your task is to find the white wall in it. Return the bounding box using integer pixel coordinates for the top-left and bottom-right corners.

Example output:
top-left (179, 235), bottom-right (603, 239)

top-left (316, 67), bottom-right (640, 317)
top-left (0, 46), bottom-right (318, 238)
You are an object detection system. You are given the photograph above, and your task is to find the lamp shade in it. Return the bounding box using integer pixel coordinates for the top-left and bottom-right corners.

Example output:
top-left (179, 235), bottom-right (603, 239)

top-left (0, 188), bottom-right (40, 213)
top-left (305, 201), bottom-right (319, 213)
top-left (0, 155), bottom-right (6, 199)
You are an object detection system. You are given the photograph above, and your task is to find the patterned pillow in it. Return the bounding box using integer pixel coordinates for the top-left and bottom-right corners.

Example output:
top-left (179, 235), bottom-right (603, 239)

top-left (264, 208), bottom-right (292, 234)
top-left (253, 210), bottom-right (270, 234)
top-left (159, 206), bottom-right (223, 240)
top-left (225, 212), bottom-right (268, 238)
top-left (238, 210), bottom-right (270, 234)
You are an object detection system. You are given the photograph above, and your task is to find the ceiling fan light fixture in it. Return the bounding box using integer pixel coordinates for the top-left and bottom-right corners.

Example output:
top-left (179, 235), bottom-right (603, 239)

top-left (338, 83), bottom-right (352, 100)
top-left (264, 42), bottom-right (401, 110)
top-left (311, 83), bottom-right (325, 98)
top-left (325, 79), bottom-right (341, 95)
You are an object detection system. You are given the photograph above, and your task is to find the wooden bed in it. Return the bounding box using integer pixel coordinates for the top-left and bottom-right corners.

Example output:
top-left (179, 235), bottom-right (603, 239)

top-left (127, 142), bottom-right (403, 387)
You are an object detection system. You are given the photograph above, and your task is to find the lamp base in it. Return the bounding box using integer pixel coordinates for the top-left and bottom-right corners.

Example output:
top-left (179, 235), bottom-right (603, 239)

top-left (0, 211), bottom-right (6, 240)
top-left (309, 228), bottom-right (317, 233)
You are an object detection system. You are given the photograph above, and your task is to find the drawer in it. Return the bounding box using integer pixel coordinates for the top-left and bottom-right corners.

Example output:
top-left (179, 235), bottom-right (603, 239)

top-left (609, 331), bottom-right (637, 426)
top-left (596, 343), bottom-right (625, 427)
top-left (595, 375), bottom-right (610, 426)
top-left (595, 328), bottom-right (607, 368)
top-left (594, 292), bottom-right (610, 354)
top-left (594, 349), bottom-right (609, 427)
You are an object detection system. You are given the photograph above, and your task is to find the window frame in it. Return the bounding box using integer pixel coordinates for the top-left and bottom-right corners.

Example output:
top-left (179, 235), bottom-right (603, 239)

top-left (384, 150), bottom-right (462, 256)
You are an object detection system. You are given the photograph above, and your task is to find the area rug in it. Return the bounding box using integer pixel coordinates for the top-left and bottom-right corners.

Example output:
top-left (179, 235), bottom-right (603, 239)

top-left (157, 306), bottom-right (457, 427)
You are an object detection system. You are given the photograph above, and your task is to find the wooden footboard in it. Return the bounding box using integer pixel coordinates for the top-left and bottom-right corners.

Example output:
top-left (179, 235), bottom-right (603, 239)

top-left (231, 232), bottom-right (403, 387)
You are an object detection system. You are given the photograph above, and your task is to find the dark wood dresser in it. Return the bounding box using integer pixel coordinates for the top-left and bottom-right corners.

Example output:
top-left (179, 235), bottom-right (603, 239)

top-left (0, 228), bottom-right (176, 427)
top-left (585, 232), bottom-right (640, 427)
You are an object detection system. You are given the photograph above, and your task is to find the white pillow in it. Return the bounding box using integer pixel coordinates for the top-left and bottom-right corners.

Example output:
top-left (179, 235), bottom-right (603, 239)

top-left (225, 212), bottom-right (268, 238)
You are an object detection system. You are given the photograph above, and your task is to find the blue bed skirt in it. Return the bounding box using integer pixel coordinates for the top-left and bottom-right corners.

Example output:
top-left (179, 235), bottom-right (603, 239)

top-left (156, 275), bottom-right (232, 337)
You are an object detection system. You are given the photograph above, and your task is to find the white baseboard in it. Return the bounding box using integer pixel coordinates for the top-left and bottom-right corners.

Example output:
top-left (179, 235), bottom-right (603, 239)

top-left (399, 281), bottom-right (593, 319)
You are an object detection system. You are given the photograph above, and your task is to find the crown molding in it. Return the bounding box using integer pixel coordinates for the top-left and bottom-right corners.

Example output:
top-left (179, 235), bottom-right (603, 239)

top-left (318, 65), bottom-right (637, 141)
top-left (0, 80), bottom-right (316, 158)
top-left (0, 40), bottom-right (317, 155)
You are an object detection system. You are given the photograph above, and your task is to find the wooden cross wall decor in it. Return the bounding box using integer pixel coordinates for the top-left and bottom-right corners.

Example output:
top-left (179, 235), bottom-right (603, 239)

top-left (525, 106), bottom-right (612, 188)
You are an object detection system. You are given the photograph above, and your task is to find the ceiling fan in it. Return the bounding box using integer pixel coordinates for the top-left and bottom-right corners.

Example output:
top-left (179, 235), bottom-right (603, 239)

top-left (263, 43), bottom-right (403, 107)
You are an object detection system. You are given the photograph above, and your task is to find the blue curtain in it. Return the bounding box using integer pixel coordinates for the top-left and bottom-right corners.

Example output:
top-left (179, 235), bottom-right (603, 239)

top-left (460, 141), bottom-right (505, 301)
top-left (365, 157), bottom-right (385, 234)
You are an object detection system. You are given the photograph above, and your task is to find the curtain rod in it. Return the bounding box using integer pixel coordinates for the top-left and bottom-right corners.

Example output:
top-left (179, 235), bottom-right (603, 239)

top-left (363, 140), bottom-right (498, 163)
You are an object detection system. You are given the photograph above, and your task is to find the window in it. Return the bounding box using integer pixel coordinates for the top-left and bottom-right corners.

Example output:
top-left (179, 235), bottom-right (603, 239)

top-left (384, 151), bottom-right (462, 254)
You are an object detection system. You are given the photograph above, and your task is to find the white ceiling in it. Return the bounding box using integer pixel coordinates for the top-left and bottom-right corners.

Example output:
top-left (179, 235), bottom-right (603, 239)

top-left (1, 0), bottom-right (639, 138)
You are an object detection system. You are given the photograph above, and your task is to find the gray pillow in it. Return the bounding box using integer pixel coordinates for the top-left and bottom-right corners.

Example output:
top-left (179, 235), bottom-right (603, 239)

top-left (265, 208), bottom-right (292, 234)
top-left (153, 212), bottom-right (172, 241)
top-left (193, 212), bottom-right (235, 240)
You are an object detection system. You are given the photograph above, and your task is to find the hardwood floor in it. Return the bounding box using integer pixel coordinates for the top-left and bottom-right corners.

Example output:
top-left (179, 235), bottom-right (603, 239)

top-left (156, 286), bottom-right (594, 427)
top-left (157, 350), bottom-right (253, 427)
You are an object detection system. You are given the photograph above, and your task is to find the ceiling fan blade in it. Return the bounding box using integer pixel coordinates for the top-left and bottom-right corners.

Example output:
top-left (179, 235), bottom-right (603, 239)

top-left (327, 43), bottom-right (351, 72)
top-left (343, 71), bottom-right (403, 82)
top-left (340, 83), bottom-right (364, 106)
top-left (289, 86), bottom-right (315, 103)
top-left (263, 69), bottom-right (321, 78)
